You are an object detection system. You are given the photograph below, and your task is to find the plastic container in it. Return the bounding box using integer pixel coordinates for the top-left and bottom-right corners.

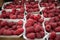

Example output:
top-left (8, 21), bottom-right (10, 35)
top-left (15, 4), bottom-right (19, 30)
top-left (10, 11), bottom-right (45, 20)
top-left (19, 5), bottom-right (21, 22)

top-left (0, 19), bottom-right (24, 38)
top-left (46, 33), bottom-right (60, 40)
top-left (23, 14), bottom-right (47, 40)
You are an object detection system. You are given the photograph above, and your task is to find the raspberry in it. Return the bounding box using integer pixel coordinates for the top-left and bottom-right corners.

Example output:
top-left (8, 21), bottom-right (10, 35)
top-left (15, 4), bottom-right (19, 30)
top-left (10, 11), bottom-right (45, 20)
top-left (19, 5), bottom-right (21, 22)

top-left (45, 25), bottom-right (51, 32)
top-left (36, 33), bottom-right (41, 38)
top-left (15, 28), bottom-right (24, 35)
top-left (0, 21), bottom-right (8, 26)
top-left (50, 32), bottom-right (56, 39)
top-left (26, 33), bottom-right (35, 39)
top-left (30, 2), bottom-right (35, 5)
top-left (57, 22), bottom-right (60, 26)
top-left (17, 20), bottom-right (23, 25)
top-left (38, 19), bottom-right (44, 23)
top-left (12, 25), bottom-right (17, 30)
top-left (50, 22), bottom-right (57, 29)
top-left (43, 13), bottom-right (48, 18)
top-left (17, 25), bottom-right (22, 29)
top-left (40, 31), bottom-right (45, 38)
top-left (10, 15), bottom-right (16, 19)
top-left (55, 27), bottom-right (60, 32)
top-left (26, 27), bottom-right (34, 33)
top-left (34, 25), bottom-right (40, 32)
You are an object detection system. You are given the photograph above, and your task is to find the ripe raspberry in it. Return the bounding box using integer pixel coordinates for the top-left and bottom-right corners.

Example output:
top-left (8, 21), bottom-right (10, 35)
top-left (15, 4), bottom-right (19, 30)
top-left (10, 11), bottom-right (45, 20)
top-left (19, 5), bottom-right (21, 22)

top-left (26, 27), bottom-right (34, 33)
top-left (36, 33), bottom-right (41, 38)
top-left (26, 33), bottom-right (35, 39)
top-left (0, 21), bottom-right (8, 26)
top-left (57, 22), bottom-right (60, 26)
top-left (43, 13), bottom-right (48, 18)
top-left (17, 20), bottom-right (23, 25)
top-left (50, 32), bottom-right (56, 39)
top-left (55, 27), bottom-right (60, 32)
top-left (17, 25), bottom-right (22, 29)
top-left (34, 25), bottom-right (40, 32)
top-left (38, 19), bottom-right (44, 23)
top-left (12, 25), bottom-right (17, 30)
top-left (10, 15), bottom-right (16, 19)
top-left (45, 25), bottom-right (51, 32)
top-left (50, 22), bottom-right (57, 29)
top-left (40, 31), bottom-right (45, 38)
top-left (15, 28), bottom-right (24, 35)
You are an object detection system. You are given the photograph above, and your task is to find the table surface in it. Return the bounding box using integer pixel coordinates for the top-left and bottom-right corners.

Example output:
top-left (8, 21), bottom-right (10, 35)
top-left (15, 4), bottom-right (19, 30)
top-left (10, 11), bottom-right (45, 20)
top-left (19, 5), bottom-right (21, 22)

top-left (0, 36), bottom-right (25, 40)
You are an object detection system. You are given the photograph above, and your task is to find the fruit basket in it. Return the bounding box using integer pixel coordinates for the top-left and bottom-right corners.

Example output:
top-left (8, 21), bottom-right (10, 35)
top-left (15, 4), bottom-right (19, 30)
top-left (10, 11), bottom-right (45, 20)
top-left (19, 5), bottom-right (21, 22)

top-left (43, 16), bottom-right (60, 33)
top-left (46, 32), bottom-right (60, 40)
top-left (23, 13), bottom-right (46, 40)
top-left (0, 19), bottom-right (24, 38)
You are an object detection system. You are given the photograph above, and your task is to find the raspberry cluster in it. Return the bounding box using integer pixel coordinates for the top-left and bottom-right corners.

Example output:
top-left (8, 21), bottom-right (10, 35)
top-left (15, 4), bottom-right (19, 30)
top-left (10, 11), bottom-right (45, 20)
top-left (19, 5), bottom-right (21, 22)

top-left (0, 9), bottom-right (24, 19)
top-left (25, 13), bottom-right (45, 39)
top-left (26, 1), bottom-right (40, 13)
top-left (4, 2), bottom-right (24, 9)
top-left (43, 8), bottom-right (60, 18)
top-left (45, 16), bottom-right (60, 32)
top-left (0, 20), bottom-right (24, 35)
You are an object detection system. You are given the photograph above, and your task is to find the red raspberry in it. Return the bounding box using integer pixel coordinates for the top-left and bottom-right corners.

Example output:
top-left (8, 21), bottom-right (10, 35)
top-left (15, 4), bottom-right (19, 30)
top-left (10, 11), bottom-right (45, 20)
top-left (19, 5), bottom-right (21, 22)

top-left (0, 21), bottom-right (8, 26)
top-left (40, 31), bottom-right (45, 38)
top-left (50, 32), bottom-right (56, 39)
top-left (34, 25), bottom-right (41, 32)
top-left (8, 22), bottom-right (15, 27)
top-left (43, 13), bottom-right (48, 18)
top-left (57, 22), bottom-right (60, 26)
top-left (26, 27), bottom-right (34, 33)
top-left (26, 33), bottom-right (35, 39)
top-left (34, 4), bottom-right (38, 8)
top-left (30, 2), bottom-right (35, 5)
top-left (37, 14), bottom-right (41, 19)
top-left (10, 15), bottom-right (16, 19)
top-left (50, 22), bottom-right (57, 29)
top-left (3, 29), bottom-right (12, 35)
top-left (17, 25), bottom-right (22, 29)
top-left (29, 14), bottom-right (34, 19)
top-left (58, 14), bottom-right (60, 18)
top-left (15, 28), bottom-right (24, 35)
top-left (45, 25), bottom-right (51, 32)
top-left (12, 25), bottom-right (17, 30)
top-left (54, 16), bottom-right (59, 22)
top-left (55, 34), bottom-right (60, 40)
top-left (55, 27), bottom-right (60, 32)
top-left (17, 20), bottom-right (23, 25)
top-left (36, 33), bottom-right (41, 38)
top-left (38, 19), bottom-right (44, 23)
top-left (33, 15), bottom-right (39, 20)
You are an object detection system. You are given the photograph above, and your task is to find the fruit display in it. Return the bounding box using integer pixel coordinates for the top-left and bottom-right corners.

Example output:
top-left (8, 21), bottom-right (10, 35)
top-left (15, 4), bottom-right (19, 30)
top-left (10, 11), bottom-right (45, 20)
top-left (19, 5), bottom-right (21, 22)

top-left (0, 8), bottom-right (24, 19)
top-left (24, 13), bottom-right (45, 39)
top-left (25, 1), bottom-right (40, 13)
top-left (45, 16), bottom-right (60, 32)
top-left (48, 32), bottom-right (60, 40)
top-left (1, 0), bottom-right (60, 40)
top-left (0, 20), bottom-right (24, 35)
top-left (42, 7), bottom-right (60, 18)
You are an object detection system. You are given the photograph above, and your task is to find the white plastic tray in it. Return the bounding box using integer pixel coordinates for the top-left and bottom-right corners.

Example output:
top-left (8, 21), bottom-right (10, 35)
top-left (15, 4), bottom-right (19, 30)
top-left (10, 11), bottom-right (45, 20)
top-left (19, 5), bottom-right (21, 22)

top-left (23, 14), bottom-right (47, 40)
